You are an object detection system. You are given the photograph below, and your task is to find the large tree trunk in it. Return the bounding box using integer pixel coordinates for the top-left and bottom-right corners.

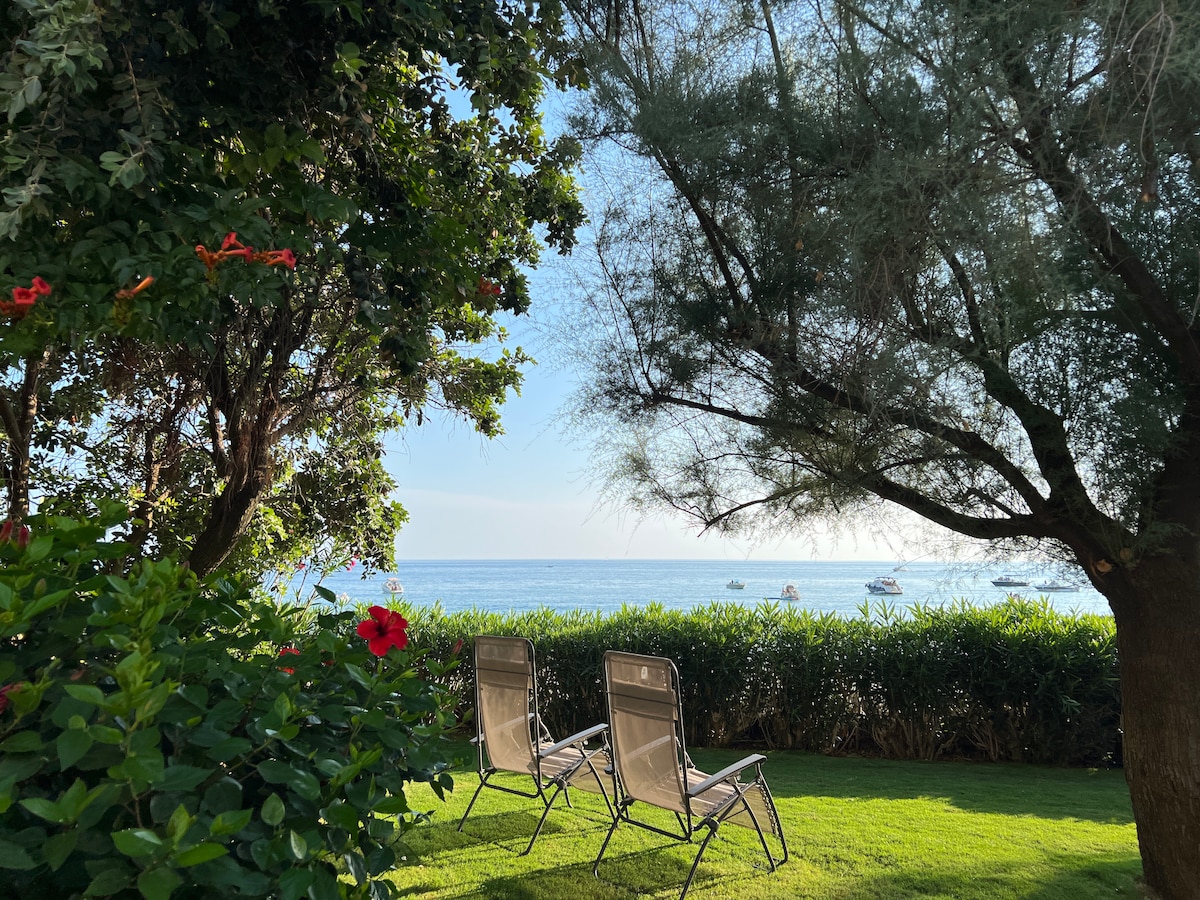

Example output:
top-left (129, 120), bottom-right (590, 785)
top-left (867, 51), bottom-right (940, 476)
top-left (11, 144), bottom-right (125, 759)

top-left (1103, 555), bottom-right (1200, 899)
top-left (0, 348), bottom-right (52, 520)
top-left (187, 460), bottom-right (274, 577)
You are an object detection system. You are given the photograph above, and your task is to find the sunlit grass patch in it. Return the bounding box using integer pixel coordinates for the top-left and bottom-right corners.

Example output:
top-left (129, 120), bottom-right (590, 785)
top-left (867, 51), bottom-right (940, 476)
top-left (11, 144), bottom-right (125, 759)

top-left (387, 745), bottom-right (1140, 899)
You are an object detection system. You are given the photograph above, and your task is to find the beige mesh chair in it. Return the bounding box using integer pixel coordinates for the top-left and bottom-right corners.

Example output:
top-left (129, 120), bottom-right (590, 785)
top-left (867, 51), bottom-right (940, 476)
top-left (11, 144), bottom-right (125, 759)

top-left (457, 635), bottom-right (612, 854)
top-left (594, 650), bottom-right (787, 899)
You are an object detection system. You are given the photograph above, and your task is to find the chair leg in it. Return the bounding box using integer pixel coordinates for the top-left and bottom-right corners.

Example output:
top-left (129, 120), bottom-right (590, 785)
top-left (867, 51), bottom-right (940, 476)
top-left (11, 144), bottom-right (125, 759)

top-left (593, 807), bottom-right (624, 876)
top-left (679, 823), bottom-right (719, 900)
top-left (457, 774), bottom-right (490, 831)
top-left (522, 782), bottom-right (566, 855)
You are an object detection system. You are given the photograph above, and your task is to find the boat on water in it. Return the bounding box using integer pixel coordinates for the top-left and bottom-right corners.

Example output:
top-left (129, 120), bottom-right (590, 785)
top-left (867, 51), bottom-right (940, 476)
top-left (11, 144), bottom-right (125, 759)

top-left (780, 583), bottom-right (800, 602)
top-left (866, 576), bottom-right (903, 595)
top-left (1033, 580), bottom-right (1080, 592)
top-left (383, 577), bottom-right (404, 595)
top-left (991, 575), bottom-right (1030, 588)
top-left (726, 579), bottom-right (746, 590)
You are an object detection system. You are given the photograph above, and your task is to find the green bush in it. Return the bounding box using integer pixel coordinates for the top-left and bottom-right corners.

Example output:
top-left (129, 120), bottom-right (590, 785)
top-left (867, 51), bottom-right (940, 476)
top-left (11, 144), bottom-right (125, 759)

top-left (0, 507), bottom-right (459, 899)
top-left (407, 597), bottom-right (1120, 766)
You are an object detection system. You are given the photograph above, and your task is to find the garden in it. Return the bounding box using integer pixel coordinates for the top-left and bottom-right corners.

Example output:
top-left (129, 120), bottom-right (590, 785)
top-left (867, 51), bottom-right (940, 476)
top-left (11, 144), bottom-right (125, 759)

top-left (3, 0), bottom-right (1199, 897)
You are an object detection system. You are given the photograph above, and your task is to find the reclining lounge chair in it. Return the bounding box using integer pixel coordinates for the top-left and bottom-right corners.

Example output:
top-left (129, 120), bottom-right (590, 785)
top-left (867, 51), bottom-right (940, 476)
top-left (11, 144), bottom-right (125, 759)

top-left (458, 635), bottom-right (612, 854)
top-left (595, 649), bottom-right (788, 899)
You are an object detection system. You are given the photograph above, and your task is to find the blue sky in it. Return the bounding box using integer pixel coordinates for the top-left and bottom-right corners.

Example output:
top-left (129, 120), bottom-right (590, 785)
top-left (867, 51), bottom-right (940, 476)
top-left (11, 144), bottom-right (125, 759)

top-left (384, 301), bottom-right (930, 561)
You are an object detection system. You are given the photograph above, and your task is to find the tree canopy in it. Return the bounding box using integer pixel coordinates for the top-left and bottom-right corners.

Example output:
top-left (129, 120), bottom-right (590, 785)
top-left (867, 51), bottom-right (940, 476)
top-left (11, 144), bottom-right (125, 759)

top-left (563, 0), bottom-right (1200, 894)
top-left (0, 0), bottom-right (583, 574)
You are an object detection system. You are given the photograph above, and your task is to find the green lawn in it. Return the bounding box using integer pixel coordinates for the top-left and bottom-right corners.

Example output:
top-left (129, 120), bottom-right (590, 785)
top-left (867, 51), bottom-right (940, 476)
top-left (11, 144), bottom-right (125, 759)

top-left (386, 746), bottom-right (1141, 899)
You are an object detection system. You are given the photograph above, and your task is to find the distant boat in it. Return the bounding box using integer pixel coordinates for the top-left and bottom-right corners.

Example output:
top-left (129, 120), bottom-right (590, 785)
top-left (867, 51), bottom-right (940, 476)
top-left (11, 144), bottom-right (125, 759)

top-left (726, 579), bottom-right (747, 590)
top-left (1034, 580), bottom-right (1080, 592)
top-left (383, 577), bottom-right (404, 595)
top-left (866, 576), bottom-right (903, 595)
top-left (991, 575), bottom-right (1030, 588)
top-left (780, 583), bottom-right (800, 602)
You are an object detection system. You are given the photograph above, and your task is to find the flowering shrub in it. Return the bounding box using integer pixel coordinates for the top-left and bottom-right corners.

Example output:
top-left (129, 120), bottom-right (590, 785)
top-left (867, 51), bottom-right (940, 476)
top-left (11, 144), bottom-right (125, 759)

top-left (0, 505), bottom-right (460, 899)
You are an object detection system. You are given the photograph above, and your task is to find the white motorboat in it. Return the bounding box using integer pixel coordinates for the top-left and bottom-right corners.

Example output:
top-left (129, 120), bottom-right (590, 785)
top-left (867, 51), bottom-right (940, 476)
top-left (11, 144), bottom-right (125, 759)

top-left (866, 576), bottom-right (903, 595)
top-left (1033, 580), bottom-right (1080, 592)
top-left (726, 579), bottom-right (746, 590)
top-left (780, 583), bottom-right (800, 602)
top-left (991, 575), bottom-right (1030, 588)
top-left (383, 577), bottom-right (404, 595)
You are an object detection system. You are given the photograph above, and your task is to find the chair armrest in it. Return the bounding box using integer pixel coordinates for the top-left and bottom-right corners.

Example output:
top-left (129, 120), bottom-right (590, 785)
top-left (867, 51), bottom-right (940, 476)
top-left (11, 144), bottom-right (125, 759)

top-left (539, 723), bottom-right (609, 759)
top-left (685, 753), bottom-right (767, 798)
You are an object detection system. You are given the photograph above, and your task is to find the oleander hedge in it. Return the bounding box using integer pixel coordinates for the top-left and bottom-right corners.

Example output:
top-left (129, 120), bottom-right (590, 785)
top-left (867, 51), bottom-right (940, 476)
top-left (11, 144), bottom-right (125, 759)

top-left (404, 597), bottom-right (1122, 767)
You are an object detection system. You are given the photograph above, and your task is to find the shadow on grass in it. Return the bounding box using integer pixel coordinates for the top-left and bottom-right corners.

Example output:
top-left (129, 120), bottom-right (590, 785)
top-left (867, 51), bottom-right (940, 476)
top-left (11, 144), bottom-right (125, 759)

top-left (690, 748), bottom-right (1135, 825)
top-left (818, 851), bottom-right (1143, 899)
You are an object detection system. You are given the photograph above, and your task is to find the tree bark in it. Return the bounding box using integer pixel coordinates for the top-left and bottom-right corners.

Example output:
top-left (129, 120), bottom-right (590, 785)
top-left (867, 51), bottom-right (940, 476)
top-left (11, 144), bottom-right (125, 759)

top-left (1102, 555), bottom-right (1200, 899)
top-left (186, 446), bottom-right (275, 577)
top-left (0, 348), bottom-right (52, 520)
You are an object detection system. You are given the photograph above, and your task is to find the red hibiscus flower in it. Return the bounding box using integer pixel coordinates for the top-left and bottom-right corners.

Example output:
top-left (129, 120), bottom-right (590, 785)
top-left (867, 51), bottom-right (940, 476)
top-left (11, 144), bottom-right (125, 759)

top-left (356, 605), bottom-right (408, 656)
top-left (278, 646), bottom-right (301, 674)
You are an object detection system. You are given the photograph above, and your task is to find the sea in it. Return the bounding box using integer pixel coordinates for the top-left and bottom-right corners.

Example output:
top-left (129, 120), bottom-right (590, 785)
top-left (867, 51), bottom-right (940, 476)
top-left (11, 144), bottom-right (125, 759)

top-left (288, 559), bottom-right (1112, 619)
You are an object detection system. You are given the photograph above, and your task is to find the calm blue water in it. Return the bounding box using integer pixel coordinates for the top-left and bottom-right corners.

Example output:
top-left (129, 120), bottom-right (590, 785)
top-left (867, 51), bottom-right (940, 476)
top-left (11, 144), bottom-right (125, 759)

top-left (285, 559), bottom-right (1111, 619)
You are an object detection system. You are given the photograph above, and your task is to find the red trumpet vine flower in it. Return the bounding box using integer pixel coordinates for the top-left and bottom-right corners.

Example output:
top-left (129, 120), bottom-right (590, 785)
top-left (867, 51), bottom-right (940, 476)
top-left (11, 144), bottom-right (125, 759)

top-left (196, 233), bottom-right (296, 272)
top-left (1, 277), bottom-right (51, 318)
top-left (116, 276), bottom-right (155, 300)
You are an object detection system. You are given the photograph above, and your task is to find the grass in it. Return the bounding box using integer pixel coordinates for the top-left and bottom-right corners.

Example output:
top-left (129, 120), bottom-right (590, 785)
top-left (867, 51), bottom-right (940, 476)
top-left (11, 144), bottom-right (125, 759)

top-left (385, 743), bottom-right (1142, 899)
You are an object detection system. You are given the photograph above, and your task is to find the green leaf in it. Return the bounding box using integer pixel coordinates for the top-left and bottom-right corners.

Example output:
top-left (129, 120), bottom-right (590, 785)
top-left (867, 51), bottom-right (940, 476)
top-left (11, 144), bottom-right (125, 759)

top-left (287, 829), bottom-right (307, 861)
top-left (208, 808), bottom-right (253, 837)
top-left (278, 866), bottom-right (313, 900)
top-left (320, 800), bottom-right (359, 831)
top-left (20, 796), bottom-right (66, 823)
top-left (2, 732), bottom-right (46, 752)
top-left (112, 828), bottom-right (164, 857)
top-left (256, 759), bottom-right (293, 783)
top-left (343, 849), bottom-right (367, 885)
top-left (261, 792), bottom-right (285, 826)
top-left (166, 803), bottom-right (192, 842)
top-left (89, 724), bottom-right (125, 744)
top-left (43, 829), bottom-right (78, 871)
top-left (173, 842), bottom-right (227, 867)
top-left (64, 684), bottom-right (107, 706)
top-left (85, 865), bottom-right (133, 896)
top-left (0, 838), bottom-right (36, 869)
top-left (177, 684), bottom-right (207, 709)
top-left (58, 728), bottom-right (95, 770)
top-left (158, 765), bottom-right (211, 792)
top-left (257, 760), bottom-right (322, 800)
top-left (137, 865), bottom-right (183, 900)
top-left (205, 736), bottom-right (253, 762)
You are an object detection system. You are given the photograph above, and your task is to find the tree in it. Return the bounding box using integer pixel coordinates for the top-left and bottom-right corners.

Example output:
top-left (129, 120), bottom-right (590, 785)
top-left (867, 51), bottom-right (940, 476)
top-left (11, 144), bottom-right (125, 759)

top-left (563, 0), bottom-right (1200, 894)
top-left (0, 0), bottom-right (582, 575)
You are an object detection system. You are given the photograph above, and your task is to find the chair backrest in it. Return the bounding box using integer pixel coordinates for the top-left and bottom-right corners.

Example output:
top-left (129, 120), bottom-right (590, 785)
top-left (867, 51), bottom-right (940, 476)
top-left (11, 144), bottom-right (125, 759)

top-left (603, 650), bottom-right (689, 814)
top-left (474, 635), bottom-right (539, 776)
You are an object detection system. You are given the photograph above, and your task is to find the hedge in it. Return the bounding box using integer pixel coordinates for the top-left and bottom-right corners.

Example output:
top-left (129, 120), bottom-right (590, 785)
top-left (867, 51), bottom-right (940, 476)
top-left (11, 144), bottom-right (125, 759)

top-left (404, 597), bottom-right (1121, 766)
